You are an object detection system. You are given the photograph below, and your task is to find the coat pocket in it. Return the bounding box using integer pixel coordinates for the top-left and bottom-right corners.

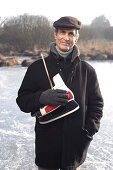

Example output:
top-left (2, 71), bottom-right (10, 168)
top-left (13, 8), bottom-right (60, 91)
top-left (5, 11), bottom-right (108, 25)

top-left (75, 128), bottom-right (93, 164)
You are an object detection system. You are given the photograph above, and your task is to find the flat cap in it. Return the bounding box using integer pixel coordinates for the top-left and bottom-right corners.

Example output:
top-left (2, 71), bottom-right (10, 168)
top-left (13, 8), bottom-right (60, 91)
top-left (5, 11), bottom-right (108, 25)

top-left (53, 16), bottom-right (82, 30)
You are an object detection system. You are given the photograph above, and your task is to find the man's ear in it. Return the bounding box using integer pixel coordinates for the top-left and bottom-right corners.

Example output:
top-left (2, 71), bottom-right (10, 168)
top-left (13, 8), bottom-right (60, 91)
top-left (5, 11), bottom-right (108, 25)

top-left (54, 32), bottom-right (57, 40)
top-left (75, 34), bottom-right (79, 43)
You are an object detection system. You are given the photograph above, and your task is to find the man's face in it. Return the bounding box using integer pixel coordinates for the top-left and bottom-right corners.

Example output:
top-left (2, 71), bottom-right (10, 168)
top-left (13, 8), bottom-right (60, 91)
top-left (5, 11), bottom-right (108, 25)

top-left (54, 28), bottom-right (79, 52)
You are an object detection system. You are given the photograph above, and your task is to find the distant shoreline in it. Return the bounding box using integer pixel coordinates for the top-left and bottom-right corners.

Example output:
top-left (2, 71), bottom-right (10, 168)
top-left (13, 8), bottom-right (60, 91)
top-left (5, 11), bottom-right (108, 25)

top-left (0, 53), bottom-right (113, 67)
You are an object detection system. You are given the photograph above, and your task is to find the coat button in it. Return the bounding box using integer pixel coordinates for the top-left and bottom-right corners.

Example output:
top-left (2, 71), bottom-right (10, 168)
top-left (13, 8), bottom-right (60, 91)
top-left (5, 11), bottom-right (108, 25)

top-left (60, 69), bottom-right (62, 72)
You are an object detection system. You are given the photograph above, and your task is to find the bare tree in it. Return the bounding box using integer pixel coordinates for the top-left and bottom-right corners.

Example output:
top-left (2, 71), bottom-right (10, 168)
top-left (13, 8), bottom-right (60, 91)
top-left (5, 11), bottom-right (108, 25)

top-left (90, 15), bottom-right (110, 28)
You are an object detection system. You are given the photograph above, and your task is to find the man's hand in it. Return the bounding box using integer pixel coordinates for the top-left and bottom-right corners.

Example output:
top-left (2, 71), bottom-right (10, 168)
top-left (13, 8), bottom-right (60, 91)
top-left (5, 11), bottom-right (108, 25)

top-left (39, 89), bottom-right (69, 106)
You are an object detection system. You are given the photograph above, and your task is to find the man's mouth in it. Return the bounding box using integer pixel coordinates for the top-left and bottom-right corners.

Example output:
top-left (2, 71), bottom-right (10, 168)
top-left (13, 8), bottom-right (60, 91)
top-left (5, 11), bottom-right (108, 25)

top-left (61, 42), bottom-right (70, 46)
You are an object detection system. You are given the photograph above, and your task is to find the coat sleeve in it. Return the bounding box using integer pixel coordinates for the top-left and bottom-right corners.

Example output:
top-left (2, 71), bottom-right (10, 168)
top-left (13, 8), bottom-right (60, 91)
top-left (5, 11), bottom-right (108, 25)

top-left (16, 64), bottom-right (43, 113)
top-left (85, 68), bottom-right (104, 136)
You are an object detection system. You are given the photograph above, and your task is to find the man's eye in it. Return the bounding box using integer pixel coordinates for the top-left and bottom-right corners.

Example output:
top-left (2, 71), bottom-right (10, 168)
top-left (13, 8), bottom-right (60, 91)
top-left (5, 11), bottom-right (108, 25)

top-left (69, 32), bottom-right (74, 36)
top-left (61, 31), bottom-right (65, 34)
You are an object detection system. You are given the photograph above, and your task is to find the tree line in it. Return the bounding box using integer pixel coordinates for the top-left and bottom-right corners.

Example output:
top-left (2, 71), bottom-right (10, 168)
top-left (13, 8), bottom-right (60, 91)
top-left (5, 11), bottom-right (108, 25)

top-left (0, 14), bottom-right (113, 54)
top-left (0, 14), bottom-right (54, 53)
top-left (80, 15), bottom-right (113, 40)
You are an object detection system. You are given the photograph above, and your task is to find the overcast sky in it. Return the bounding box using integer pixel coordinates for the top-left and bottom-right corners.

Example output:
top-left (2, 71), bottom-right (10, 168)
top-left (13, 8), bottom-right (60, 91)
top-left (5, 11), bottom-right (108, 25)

top-left (0, 0), bottom-right (113, 26)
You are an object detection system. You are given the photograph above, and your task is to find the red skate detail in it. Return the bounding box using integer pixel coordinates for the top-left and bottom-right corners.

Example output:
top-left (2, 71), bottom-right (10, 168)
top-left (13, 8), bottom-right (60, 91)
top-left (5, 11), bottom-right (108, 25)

top-left (67, 91), bottom-right (73, 100)
top-left (45, 105), bottom-right (59, 113)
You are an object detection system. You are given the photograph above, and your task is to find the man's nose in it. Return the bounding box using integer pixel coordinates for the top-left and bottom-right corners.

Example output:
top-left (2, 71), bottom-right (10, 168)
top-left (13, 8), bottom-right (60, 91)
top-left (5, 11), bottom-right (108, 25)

top-left (64, 34), bottom-right (69, 41)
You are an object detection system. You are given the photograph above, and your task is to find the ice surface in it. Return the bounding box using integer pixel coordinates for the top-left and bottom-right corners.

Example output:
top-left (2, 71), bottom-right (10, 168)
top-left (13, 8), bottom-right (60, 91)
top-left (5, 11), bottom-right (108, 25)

top-left (0, 61), bottom-right (113, 170)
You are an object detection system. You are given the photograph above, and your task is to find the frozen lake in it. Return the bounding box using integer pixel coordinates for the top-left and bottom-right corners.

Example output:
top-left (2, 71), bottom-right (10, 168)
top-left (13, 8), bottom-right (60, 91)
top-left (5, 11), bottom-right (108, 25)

top-left (0, 61), bottom-right (113, 170)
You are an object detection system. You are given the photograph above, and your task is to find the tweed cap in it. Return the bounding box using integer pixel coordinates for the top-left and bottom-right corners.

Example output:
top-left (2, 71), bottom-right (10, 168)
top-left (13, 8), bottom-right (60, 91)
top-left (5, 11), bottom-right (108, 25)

top-left (53, 16), bottom-right (82, 30)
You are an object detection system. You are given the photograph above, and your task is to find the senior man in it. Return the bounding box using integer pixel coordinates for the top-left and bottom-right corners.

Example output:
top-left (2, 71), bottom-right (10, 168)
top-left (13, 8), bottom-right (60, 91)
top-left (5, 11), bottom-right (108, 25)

top-left (16, 16), bottom-right (104, 170)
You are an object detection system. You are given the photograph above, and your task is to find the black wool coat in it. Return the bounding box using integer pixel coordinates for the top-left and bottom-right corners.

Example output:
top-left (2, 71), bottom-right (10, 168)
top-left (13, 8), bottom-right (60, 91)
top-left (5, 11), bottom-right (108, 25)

top-left (16, 49), bottom-right (104, 169)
